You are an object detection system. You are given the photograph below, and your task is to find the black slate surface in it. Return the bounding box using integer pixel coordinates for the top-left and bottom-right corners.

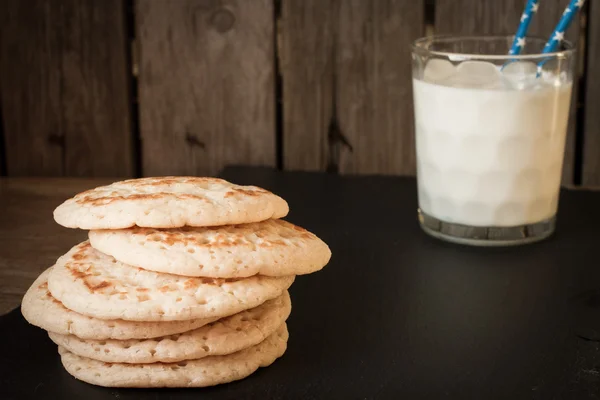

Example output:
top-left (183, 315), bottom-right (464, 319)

top-left (2, 166), bottom-right (600, 400)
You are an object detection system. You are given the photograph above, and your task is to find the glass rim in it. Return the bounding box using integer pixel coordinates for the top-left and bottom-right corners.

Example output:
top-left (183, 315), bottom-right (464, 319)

top-left (411, 35), bottom-right (575, 60)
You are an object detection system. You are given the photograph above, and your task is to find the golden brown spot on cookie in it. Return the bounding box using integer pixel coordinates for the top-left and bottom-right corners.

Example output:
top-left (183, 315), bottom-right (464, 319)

top-left (224, 188), bottom-right (269, 198)
top-left (192, 237), bottom-right (211, 246)
top-left (150, 235), bottom-right (162, 242)
top-left (184, 279), bottom-right (200, 289)
top-left (187, 248), bottom-right (195, 254)
top-left (71, 250), bottom-right (87, 261)
top-left (136, 287), bottom-right (149, 292)
top-left (81, 193), bottom-right (166, 206)
top-left (134, 227), bottom-right (155, 235)
top-left (38, 282), bottom-right (48, 290)
top-left (200, 278), bottom-right (217, 285)
top-left (162, 235), bottom-right (180, 246)
top-left (159, 285), bottom-right (173, 293)
top-left (67, 266), bottom-right (92, 281)
top-left (177, 194), bottom-right (209, 202)
top-left (137, 294), bottom-right (150, 302)
top-left (85, 280), bottom-right (112, 292)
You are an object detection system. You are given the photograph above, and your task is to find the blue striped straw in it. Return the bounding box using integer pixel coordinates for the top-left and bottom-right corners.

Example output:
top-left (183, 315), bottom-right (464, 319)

top-left (542, 0), bottom-right (585, 53)
top-left (509, 0), bottom-right (539, 55)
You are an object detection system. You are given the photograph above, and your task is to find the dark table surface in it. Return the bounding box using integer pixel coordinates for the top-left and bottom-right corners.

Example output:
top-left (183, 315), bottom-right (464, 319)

top-left (2, 166), bottom-right (600, 399)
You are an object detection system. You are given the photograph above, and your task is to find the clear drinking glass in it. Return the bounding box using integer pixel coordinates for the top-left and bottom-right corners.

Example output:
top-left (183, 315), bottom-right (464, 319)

top-left (411, 36), bottom-right (575, 246)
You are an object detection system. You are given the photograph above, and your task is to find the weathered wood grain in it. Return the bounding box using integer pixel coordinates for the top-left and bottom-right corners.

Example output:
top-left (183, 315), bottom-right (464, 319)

top-left (280, 0), bottom-right (336, 171)
top-left (583, 2), bottom-right (600, 186)
top-left (0, 0), bottom-right (62, 176)
top-left (336, 0), bottom-right (423, 175)
top-left (0, 178), bottom-right (114, 315)
top-left (434, 0), bottom-right (523, 35)
top-left (0, 0), bottom-right (133, 177)
top-left (58, 1), bottom-right (134, 177)
top-left (0, 111), bottom-right (6, 176)
top-left (435, 0), bottom-right (581, 186)
top-left (136, 0), bottom-right (275, 177)
top-left (281, 0), bottom-right (424, 175)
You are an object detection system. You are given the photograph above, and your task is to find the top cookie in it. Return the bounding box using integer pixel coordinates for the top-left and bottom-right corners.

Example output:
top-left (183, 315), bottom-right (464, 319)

top-left (53, 177), bottom-right (289, 229)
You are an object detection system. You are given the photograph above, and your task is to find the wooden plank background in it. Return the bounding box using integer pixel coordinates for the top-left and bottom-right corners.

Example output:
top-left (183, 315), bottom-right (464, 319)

top-left (0, 0), bottom-right (597, 186)
top-left (136, 0), bottom-right (275, 177)
top-left (280, 0), bottom-right (335, 172)
top-left (336, 0), bottom-right (423, 175)
top-left (0, 0), bottom-right (133, 177)
top-left (281, 0), bottom-right (423, 175)
top-left (583, 0), bottom-right (600, 187)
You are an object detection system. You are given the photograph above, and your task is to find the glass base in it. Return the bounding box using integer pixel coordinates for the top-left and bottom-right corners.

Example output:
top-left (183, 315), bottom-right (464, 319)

top-left (418, 210), bottom-right (555, 247)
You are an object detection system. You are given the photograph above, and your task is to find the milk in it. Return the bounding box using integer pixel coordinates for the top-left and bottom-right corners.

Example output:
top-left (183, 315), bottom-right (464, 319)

top-left (413, 78), bottom-right (572, 227)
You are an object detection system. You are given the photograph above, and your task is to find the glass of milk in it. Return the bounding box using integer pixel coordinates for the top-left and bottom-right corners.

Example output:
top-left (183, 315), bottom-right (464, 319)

top-left (411, 36), bottom-right (575, 246)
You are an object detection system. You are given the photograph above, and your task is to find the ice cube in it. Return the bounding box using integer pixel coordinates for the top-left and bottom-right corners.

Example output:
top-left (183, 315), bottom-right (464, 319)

top-left (444, 61), bottom-right (503, 89)
top-left (501, 61), bottom-right (539, 90)
top-left (538, 59), bottom-right (567, 87)
top-left (423, 59), bottom-right (455, 83)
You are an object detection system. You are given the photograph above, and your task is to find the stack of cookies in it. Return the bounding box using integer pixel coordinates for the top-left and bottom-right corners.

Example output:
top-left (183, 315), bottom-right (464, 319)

top-left (21, 177), bottom-right (330, 388)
